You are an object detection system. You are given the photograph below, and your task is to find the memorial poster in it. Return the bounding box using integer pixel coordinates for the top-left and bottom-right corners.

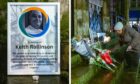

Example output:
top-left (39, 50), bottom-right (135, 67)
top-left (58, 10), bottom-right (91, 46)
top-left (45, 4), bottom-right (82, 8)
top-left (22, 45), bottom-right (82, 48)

top-left (8, 3), bottom-right (60, 75)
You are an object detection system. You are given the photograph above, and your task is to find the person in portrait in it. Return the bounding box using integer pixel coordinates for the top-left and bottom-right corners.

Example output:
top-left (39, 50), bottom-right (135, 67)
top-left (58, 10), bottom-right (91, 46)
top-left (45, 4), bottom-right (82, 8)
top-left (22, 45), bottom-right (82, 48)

top-left (25, 10), bottom-right (44, 34)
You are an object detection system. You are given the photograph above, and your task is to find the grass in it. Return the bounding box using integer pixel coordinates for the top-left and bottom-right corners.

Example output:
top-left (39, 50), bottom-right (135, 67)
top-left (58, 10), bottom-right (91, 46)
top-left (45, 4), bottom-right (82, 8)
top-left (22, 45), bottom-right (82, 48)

top-left (72, 65), bottom-right (100, 84)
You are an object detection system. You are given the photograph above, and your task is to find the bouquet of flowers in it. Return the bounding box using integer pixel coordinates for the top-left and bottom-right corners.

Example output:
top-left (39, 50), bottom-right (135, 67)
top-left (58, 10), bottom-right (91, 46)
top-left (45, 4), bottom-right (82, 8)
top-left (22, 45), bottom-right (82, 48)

top-left (72, 38), bottom-right (118, 72)
top-left (90, 42), bottom-right (119, 72)
top-left (91, 50), bottom-right (117, 71)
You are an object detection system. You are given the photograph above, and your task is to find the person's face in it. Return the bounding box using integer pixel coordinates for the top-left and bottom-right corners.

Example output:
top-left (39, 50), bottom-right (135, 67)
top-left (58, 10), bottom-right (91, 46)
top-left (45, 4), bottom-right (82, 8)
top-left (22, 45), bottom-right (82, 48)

top-left (115, 29), bottom-right (123, 35)
top-left (30, 11), bottom-right (42, 29)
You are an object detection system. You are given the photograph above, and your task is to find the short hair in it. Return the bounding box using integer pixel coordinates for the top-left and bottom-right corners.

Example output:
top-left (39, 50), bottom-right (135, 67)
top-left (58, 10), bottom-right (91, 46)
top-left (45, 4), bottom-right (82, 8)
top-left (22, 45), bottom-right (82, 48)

top-left (24, 10), bottom-right (46, 30)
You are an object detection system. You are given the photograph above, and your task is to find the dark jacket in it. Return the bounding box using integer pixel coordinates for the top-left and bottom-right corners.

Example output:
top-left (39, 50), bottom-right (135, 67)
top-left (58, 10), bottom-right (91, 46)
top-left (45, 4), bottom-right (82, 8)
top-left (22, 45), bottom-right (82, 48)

top-left (119, 26), bottom-right (140, 53)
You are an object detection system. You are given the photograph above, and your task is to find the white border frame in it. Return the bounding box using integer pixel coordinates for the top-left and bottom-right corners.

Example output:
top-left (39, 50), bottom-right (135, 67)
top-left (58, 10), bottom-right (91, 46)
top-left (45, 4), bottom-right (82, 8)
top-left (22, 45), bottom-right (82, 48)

top-left (69, 0), bottom-right (71, 84)
top-left (7, 2), bottom-right (60, 75)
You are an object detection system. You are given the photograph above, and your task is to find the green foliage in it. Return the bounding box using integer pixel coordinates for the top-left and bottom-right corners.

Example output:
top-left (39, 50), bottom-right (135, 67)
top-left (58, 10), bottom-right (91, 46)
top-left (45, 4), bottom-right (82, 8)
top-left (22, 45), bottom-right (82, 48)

top-left (72, 65), bottom-right (100, 84)
top-left (102, 38), bottom-right (118, 49)
top-left (0, 0), bottom-right (7, 45)
top-left (111, 45), bottom-right (127, 61)
top-left (0, 15), bottom-right (6, 26)
top-left (61, 71), bottom-right (69, 82)
top-left (18, 0), bottom-right (49, 2)
top-left (0, 0), bottom-right (7, 9)
top-left (71, 53), bottom-right (82, 68)
top-left (111, 62), bottom-right (124, 84)
top-left (8, 0), bottom-right (50, 2)
top-left (19, 0), bottom-right (36, 2)
top-left (74, 0), bottom-right (88, 10)
top-left (61, 11), bottom-right (69, 42)
top-left (61, 71), bottom-right (69, 78)
top-left (102, 32), bottom-right (119, 49)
